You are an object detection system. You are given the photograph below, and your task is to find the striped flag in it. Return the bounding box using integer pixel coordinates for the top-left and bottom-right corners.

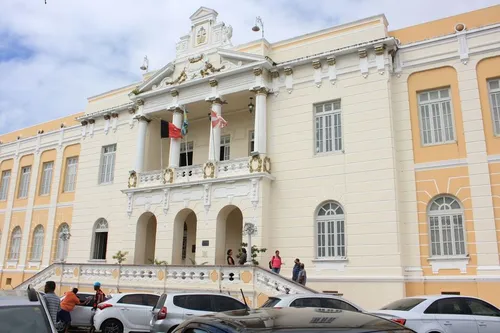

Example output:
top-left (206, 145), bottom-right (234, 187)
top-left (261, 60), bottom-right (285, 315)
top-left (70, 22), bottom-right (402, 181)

top-left (210, 111), bottom-right (228, 129)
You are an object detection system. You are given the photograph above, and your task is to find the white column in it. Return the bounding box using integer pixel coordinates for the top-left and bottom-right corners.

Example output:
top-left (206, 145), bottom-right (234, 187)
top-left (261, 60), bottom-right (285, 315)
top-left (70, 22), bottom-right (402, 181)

top-left (254, 88), bottom-right (268, 155)
top-left (0, 157), bottom-right (20, 269)
top-left (168, 110), bottom-right (184, 168)
top-left (208, 100), bottom-right (223, 161)
top-left (134, 115), bottom-right (149, 173)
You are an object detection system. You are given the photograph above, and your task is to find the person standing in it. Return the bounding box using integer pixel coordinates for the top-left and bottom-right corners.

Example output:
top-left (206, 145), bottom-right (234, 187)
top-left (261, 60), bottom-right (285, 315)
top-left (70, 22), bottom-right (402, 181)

top-left (238, 248), bottom-right (247, 265)
top-left (297, 263), bottom-right (307, 286)
top-left (292, 258), bottom-right (301, 282)
top-left (43, 281), bottom-right (61, 325)
top-left (227, 249), bottom-right (235, 265)
top-left (89, 282), bottom-right (105, 333)
top-left (59, 288), bottom-right (80, 333)
top-left (270, 250), bottom-right (283, 274)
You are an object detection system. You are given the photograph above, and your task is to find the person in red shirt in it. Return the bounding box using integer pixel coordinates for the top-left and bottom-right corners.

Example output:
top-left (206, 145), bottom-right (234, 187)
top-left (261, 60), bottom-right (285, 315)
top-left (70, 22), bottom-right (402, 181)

top-left (58, 288), bottom-right (80, 333)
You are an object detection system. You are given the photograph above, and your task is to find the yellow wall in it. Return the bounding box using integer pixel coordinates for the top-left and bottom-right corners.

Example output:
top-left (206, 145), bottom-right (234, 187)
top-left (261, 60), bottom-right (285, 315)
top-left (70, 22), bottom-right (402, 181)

top-left (408, 66), bottom-right (467, 164)
top-left (0, 159), bottom-right (14, 210)
top-left (415, 167), bottom-right (476, 275)
top-left (58, 144), bottom-right (80, 203)
top-left (476, 56), bottom-right (500, 156)
top-left (34, 149), bottom-right (57, 206)
top-left (0, 113), bottom-right (83, 144)
top-left (13, 154), bottom-right (34, 208)
top-left (24, 209), bottom-right (49, 267)
top-left (390, 5), bottom-right (500, 44)
top-left (4, 211), bottom-right (25, 268)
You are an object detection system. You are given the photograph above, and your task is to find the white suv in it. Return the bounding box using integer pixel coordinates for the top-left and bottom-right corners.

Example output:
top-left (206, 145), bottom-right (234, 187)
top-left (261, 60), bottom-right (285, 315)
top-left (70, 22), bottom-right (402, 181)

top-left (93, 292), bottom-right (160, 333)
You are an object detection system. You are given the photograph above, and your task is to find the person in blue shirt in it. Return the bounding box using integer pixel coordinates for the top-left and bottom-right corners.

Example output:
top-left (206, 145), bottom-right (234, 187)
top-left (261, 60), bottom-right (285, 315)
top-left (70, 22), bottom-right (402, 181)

top-left (292, 258), bottom-right (301, 282)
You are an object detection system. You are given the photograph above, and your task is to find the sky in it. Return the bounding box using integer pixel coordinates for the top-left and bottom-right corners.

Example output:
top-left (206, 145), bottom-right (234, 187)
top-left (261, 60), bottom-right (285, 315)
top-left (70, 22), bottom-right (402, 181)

top-left (0, 0), bottom-right (498, 134)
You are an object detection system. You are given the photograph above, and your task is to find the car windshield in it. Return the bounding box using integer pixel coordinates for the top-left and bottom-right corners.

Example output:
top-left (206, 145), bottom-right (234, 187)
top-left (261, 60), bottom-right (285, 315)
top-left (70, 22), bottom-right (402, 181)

top-left (0, 305), bottom-right (52, 333)
top-left (380, 298), bottom-right (425, 311)
top-left (260, 297), bottom-right (282, 308)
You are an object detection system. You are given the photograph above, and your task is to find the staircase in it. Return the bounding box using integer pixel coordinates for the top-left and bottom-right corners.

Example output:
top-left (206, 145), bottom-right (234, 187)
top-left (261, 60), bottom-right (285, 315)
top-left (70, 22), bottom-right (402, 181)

top-left (15, 263), bottom-right (315, 307)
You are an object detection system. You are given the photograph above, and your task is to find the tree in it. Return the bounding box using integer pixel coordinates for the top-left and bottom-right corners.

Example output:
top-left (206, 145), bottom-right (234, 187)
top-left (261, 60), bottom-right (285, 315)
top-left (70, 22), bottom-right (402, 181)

top-left (237, 242), bottom-right (267, 265)
top-left (113, 251), bottom-right (128, 265)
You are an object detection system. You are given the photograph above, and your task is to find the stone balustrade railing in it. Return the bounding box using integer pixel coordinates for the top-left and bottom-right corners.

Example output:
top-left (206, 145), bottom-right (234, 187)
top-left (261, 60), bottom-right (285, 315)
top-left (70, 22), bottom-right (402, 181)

top-left (16, 263), bottom-right (314, 307)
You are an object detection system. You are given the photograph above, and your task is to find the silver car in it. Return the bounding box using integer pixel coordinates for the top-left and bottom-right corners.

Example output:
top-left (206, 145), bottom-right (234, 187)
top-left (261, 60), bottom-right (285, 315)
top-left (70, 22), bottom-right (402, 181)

top-left (59, 291), bottom-right (95, 329)
top-left (260, 293), bottom-right (365, 312)
top-left (150, 292), bottom-right (248, 333)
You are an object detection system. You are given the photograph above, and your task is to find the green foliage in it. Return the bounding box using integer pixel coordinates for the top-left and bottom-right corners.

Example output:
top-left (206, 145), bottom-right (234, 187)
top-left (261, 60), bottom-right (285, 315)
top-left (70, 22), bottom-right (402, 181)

top-left (113, 251), bottom-right (128, 265)
top-left (188, 258), bottom-right (208, 265)
top-left (131, 88), bottom-right (140, 95)
top-left (149, 258), bottom-right (168, 265)
top-left (237, 242), bottom-right (267, 265)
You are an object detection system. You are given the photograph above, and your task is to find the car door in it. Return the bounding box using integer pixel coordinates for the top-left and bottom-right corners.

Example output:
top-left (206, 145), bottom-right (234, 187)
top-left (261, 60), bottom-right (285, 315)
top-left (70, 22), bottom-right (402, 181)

top-left (181, 295), bottom-right (213, 319)
top-left (151, 293), bottom-right (167, 325)
top-left (289, 297), bottom-right (322, 308)
top-left (115, 294), bottom-right (151, 331)
top-left (424, 297), bottom-right (478, 333)
top-left (463, 298), bottom-right (500, 333)
top-left (70, 292), bottom-right (94, 327)
top-left (320, 298), bottom-right (360, 312)
top-left (142, 294), bottom-right (160, 328)
top-left (211, 295), bottom-right (247, 312)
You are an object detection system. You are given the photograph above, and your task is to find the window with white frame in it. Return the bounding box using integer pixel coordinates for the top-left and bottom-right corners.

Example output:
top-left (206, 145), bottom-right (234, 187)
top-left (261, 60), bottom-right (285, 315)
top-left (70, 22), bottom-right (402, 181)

top-left (56, 223), bottom-right (70, 262)
top-left (0, 170), bottom-right (11, 200)
top-left (418, 88), bottom-right (455, 145)
top-left (180, 141), bottom-right (194, 167)
top-left (315, 100), bottom-right (343, 153)
top-left (99, 144), bottom-right (116, 184)
top-left (249, 131), bottom-right (255, 154)
top-left (39, 161), bottom-right (53, 196)
top-left (64, 157), bottom-right (78, 192)
top-left (8, 227), bottom-right (22, 261)
top-left (220, 135), bottom-right (230, 161)
top-left (92, 218), bottom-right (108, 260)
top-left (316, 201), bottom-right (346, 258)
top-left (18, 166), bottom-right (31, 198)
top-left (30, 225), bottom-right (44, 261)
top-left (488, 79), bottom-right (500, 136)
top-left (428, 195), bottom-right (466, 257)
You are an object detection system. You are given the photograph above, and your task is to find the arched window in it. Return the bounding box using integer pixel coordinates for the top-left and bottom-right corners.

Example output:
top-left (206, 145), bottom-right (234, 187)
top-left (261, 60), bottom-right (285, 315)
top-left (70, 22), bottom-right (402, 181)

top-left (316, 201), bottom-right (346, 258)
top-left (8, 227), bottom-right (22, 261)
top-left (30, 225), bottom-right (45, 261)
top-left (56, 223), bottom-right (70, 262)
top-left (92, 218), bottom-right (108, 260)
top-left (428, 195), bottom-right (466, 257)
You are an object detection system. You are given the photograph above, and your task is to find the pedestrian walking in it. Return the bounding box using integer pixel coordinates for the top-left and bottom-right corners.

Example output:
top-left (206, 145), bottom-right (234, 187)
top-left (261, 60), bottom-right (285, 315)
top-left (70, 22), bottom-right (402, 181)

top-left (292, 258), bottom-right (301, 282)
top-left (297, 263), bottom-right (307, 286)
top-left (269, 250), bottom-right (283, 274)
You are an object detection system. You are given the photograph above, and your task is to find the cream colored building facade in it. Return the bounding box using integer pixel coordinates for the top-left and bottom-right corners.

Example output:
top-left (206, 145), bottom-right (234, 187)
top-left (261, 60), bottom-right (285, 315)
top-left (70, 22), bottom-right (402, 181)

top-left (2, 6), bottom-right (500, 309)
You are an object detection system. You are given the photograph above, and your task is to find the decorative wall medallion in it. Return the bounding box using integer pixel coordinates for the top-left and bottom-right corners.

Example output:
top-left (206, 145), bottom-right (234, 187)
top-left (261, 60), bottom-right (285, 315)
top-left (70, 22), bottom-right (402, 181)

top-left (249, 156), bottom-right (262, 173)
top-left (263, 157), bottom-right (271, 173)
top-left (203, 162), bottom-right (216, 179)
top-left (250, 179), bottom-right (259, 208)
top-left (127, 193), bottom-right (133, 217)
top-left (162, 189), bottom-right (170, 215)
top-left (203, 184), bottom-right (211, 213)
top-left (163, 168), bottom-right (174, 184)
top-left (128, 171), bottom-right (137, 188)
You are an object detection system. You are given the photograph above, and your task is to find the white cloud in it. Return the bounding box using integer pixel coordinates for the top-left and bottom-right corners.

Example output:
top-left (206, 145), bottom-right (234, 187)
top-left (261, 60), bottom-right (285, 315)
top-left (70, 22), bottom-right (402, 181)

top-left (0, 0), bottom-right (498, 133)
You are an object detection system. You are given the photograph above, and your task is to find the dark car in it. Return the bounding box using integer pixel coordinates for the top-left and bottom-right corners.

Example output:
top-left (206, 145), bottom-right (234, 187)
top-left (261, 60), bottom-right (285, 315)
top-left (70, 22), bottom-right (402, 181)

top-left (172, 307), bottom-right (416, 333)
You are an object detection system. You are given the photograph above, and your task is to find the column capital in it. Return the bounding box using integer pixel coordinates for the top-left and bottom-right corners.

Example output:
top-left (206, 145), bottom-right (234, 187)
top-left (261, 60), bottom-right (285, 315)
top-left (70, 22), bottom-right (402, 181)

top-left (167, 105), bottom-right (185, 113)
top-left (208, 79), bottom-right (218, 87)
top-left (135, 99), bottom-right (145, 106)
top-left (205, 96), bottom-right (226, 105)
top-left (250, 87), bottom-right (270, 95)
top-left (284, 67), bottom-right (293, 75)
top-left (134, 114), bottom-right (151, 122)
top-left (171, 89), bottom-right (179, 97)
top-left (312, 60), bottom-right (322, 69)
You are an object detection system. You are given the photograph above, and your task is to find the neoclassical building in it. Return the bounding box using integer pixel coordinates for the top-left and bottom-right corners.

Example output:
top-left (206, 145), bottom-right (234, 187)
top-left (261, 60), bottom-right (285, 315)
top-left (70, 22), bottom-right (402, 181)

top-left (1, 6), bottom-right (500, 309)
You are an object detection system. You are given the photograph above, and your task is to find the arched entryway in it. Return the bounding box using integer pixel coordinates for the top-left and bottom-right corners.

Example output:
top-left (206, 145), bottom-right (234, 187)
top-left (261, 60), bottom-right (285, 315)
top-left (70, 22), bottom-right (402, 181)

top-left (172, 209), bottom-right (197, 265)
top-left (215, 205), bottom-right (243, 265)
top-left (134, 212), bottom-right (157, 264)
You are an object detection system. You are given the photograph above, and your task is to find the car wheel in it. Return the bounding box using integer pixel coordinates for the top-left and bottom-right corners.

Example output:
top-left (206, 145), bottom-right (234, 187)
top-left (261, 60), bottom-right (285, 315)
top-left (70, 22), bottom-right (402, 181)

top-left (101, 319), bottom-right (124, 333)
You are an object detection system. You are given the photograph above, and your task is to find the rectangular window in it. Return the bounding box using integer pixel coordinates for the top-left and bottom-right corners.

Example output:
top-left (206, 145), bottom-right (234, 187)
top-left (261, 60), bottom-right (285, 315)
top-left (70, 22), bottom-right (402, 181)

top-left (99, 144), bottom-right (116, 184)
top-left (317, 219), bottom-right (346, 258)
top-left (179, 141), bottom-right (193, 167)
top-left (418, 88), bottom-right (455, 145)
top-left (39, 162), bottom-right (53, 196)
top-left (220, 135), bottom-right (230, 161)
top-left (249, 131), bottom-right (255, 154)
top-left (92, 232), bottom-right (108, 260)
top-left (488, 79), bottom-right (500, 136)
top-left (315, 100), bottom-right (343, 153)
top-left (18, 166), bottom-right (31, 198)
top-left (63, 157), bottom-right (78, 192)
top-left (0, 170), bottom-right (11, 201)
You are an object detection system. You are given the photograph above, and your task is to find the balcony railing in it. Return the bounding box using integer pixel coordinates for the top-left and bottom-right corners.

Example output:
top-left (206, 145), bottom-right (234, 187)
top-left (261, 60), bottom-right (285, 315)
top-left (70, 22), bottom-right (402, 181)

top-left (134, 157), bottom-right (269, 188)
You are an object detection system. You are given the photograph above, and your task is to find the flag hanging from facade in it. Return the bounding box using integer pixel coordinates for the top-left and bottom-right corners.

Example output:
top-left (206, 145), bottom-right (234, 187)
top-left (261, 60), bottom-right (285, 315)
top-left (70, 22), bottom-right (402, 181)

top-left (160, 120), bottom-right (182, 139)
top-left (210, 111), bottom-right (228, 128)
top-left (181, 109), bottom-right (189, 136)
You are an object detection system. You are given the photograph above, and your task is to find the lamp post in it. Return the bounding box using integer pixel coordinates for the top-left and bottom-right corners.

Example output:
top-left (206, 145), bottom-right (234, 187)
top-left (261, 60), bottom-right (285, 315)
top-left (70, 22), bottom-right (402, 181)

top-left (252, 16), bottom-right (264, 38)
top-left (242, 222), bottom-right (257, 258)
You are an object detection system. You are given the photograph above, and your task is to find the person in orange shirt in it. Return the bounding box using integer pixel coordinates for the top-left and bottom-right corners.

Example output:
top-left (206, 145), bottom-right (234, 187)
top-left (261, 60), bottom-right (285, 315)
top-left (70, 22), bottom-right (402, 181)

top-left (58, 287), bottom-right (81, 333)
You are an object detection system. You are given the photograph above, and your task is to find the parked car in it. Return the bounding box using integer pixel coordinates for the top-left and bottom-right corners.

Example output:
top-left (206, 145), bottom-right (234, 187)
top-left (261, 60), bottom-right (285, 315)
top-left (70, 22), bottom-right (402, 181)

top-left (372, 295), bottom-right (500, 333)
top-left (0, 285), bottom-right (57, 333)
top-left (150, 292), bottom-right (248, 333)
top-left (93, 292), bottom-right (160, 333)
top-left (260, 293), bottom-right (364, 312)
top-left (59, 291), bottom-right (96, 329)
top-left (172, 307), bottom-right (416, 333)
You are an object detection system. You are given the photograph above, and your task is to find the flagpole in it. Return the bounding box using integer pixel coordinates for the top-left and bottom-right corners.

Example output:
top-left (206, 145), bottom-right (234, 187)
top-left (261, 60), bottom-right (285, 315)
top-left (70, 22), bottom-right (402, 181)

top-left (160, 118), bottom-right (163, 170)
